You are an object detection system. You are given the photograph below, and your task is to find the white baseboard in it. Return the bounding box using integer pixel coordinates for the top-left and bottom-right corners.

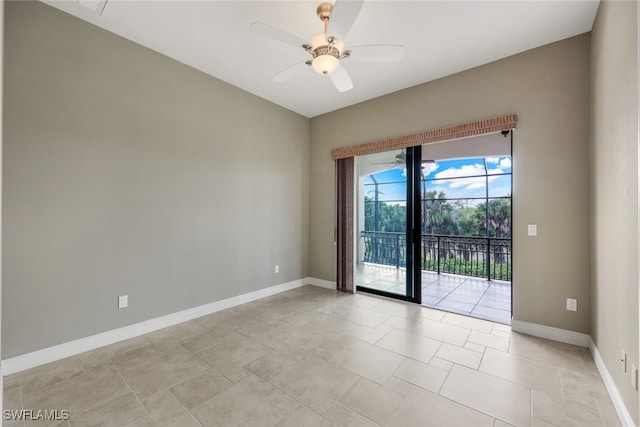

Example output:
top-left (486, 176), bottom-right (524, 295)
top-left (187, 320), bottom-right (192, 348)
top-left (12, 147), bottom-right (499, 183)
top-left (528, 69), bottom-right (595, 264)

top-left (2, 278), bottom-right (309, 376)
top-left (590, 338), bottom-right (636, 427)
top-left (304, 276), bottom-right (336, 290)
top-left (510, 319), bottom-right (591, 347)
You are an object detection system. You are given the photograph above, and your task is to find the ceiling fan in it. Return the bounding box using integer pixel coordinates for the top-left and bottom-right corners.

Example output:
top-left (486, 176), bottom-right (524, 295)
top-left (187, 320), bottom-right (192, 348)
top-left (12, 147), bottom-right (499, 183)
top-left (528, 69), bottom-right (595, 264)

top-left (372, 149), bottom-right (436, 177)
top-left (372, 150), bottom-right (409, 168)
top-left (250, 1), bottom-right (404, 92)
top-left (372, 150), bottom-right (436, 167)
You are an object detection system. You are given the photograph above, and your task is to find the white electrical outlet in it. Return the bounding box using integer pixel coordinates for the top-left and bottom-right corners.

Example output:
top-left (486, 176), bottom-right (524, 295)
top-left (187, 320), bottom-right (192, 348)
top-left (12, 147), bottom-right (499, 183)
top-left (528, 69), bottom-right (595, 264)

top-left (274, 265), bottom-right (279, 274)
top-left (631, 364), bottom-right (638, 390)
top-left (118, 295), bottom-right (128, 309)
top-left (566, 298), bottom-right (577, 311)
top-left (527, 224), bottom-right (537, 236)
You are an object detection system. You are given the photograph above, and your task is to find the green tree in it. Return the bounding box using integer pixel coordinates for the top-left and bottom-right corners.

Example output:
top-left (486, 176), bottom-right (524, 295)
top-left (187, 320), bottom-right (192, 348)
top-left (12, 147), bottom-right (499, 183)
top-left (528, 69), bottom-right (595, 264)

top-left (423, 190), bottom-right (458, 235)
top-left (487, 198), bottom-right (511, 237)
top-left (364, 195), bottom-right (406, 232)
top-left (458, 198), bottom-right (511, 237)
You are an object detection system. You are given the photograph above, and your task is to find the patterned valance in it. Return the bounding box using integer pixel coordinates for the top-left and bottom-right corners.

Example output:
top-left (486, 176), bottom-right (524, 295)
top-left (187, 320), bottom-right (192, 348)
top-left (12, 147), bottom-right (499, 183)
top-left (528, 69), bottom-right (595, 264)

top-left (331, 114), bottom-right (517, 160)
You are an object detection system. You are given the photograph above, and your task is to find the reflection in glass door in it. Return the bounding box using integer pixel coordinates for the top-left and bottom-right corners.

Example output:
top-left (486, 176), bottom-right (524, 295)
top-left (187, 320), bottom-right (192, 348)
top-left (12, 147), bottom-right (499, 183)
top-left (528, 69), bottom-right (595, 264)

top-left (355, 146), bottom-right (421, 302)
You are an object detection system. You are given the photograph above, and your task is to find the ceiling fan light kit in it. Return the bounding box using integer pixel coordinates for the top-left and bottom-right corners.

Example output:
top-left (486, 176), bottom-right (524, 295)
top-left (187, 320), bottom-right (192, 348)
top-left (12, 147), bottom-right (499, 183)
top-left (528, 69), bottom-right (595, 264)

top-left (312, 54), bottom-right (339, 75)
top-left (250, 0), bottom-right (404, 92)
top-left (306, 34), bottom-right (349, 75)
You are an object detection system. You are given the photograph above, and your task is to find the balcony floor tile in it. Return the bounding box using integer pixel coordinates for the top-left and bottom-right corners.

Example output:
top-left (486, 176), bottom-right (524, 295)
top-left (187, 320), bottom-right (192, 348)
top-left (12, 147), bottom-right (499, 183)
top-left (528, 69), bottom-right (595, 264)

top-left (356, 263), bottom-right (512, 325)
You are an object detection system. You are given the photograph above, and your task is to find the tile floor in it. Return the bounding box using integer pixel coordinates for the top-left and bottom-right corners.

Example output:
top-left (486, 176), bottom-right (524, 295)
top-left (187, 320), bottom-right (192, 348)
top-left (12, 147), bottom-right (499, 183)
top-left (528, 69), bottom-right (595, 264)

top-left (356, 263), bottom-right (512, 324)
top-left (3, 285), bottom-right (620, 427)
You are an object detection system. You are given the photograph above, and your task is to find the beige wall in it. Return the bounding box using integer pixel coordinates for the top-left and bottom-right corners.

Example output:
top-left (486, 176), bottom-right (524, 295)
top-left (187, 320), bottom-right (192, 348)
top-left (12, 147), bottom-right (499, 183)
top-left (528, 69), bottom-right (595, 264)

top-left (590, 0), bottom-right (639, 423)
top-left (310, 34), bottom-right (592, 333)
top-left (2, 1), bottom-right (310, 358)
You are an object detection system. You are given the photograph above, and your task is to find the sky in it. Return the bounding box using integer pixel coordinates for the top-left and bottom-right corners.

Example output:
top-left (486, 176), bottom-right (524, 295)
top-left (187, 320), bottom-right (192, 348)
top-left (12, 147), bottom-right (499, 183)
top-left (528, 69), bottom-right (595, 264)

top-left (364, 156), bottom-right (512, 204)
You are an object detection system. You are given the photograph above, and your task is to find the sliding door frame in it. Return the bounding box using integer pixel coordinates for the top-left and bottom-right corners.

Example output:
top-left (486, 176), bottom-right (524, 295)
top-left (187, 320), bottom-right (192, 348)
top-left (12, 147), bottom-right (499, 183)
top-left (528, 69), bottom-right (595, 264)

top-left (355, 145), bottom-right (422, 304)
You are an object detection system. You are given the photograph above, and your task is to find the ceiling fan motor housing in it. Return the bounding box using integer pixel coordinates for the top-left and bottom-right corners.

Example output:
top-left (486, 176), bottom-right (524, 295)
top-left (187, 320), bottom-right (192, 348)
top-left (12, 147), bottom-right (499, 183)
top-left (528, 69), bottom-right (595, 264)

top-left (316, 3), bottom-right (333, 21)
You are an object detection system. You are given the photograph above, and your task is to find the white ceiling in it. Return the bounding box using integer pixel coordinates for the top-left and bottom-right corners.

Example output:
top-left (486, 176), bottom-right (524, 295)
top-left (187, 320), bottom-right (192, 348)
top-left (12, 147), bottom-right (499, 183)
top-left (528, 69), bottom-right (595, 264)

top-left (43, 0), bottom-right (600, 118)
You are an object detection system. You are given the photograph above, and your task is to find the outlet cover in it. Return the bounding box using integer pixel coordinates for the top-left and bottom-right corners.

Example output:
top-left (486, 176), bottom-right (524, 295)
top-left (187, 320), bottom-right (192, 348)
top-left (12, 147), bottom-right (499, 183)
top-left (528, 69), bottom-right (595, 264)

top-left (118, 295), bottom-right (128, 309)
top-left (527, 224), bottom-right (537, 236)
top-left (274, 265), bottom-right (279, 274)
top-left (566, 298), bottom-right (577, 311)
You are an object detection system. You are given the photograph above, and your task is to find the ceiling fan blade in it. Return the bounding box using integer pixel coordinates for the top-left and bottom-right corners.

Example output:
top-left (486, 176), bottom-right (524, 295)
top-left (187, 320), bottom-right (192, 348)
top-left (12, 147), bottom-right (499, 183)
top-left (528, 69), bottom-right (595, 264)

top-left (250, 22), bottom-right (306, 48)
top-left (273, 61), bottom-right (309, 82)
top-left (329, 65), bottom-right (354, 92)
top-left (327, 0), bottom-right (364, 41)
top-left (348, 45), bottom-right (405, 62)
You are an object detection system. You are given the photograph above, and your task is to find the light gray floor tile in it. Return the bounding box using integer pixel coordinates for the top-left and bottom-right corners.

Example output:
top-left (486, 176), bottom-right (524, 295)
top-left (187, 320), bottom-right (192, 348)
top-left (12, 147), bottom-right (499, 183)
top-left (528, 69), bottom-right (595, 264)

top-left (330, 340), bottom-right (405, 384)
top-left (345, 324), bottom-right (389, 344)
top-left (442, 312), bottom-right (494, 332)
top-left (369, 299), bottom-right (423, 319)
top-left (20, 356), bottom-right (85, 395)
top-left (435, 343), bottom-right (483, 369)
top-left (479, 348), bottom-right (563, 398)
top-left (415, 318), bottom-right (471, 346)
top-left (114, 345), bottom-right (209, 399)
top-left (275, 405), bottom-right (332, 427)
top-left (23, 365), bottom-right (130, 417)
top-left (596, 396), bottom-right (623, 427)
top-left (80, 337), bottom-right (151, 371)
top-left (387, 385), bottom-right (494, 427)
top-left (465, 342), bottom-right (486, 353)
top-left (341, 378), bottom-right (403, 426)
top-left (393, 358), bottom-right (448, 393)
top-left (559, 368), bottom-right (609, 407)
top-left (195, 334), bottom-right (274, 377)
top-left (178, 330), bottom-right (226, 353)
top-left (253, 322), bottom-right (316, 354)
top-left (440, 365), bottom-right (531, 427)
top-left (3, 379), bottom-right (22, 411)
top-left (509, 333), bottom-right (588, 372)
top-left (245, 352), bottom-right (300, 382)
top-left (127, 406), bottom-right (201, 427)
top-left (291, 334), bottom-right (358, 362)
top-left (531, 389), bottom-right (603, 427)
top-left (270, 358), bottom-right (360, 413)
top-left (191, 373), bottom-right (298, 427)
top-left (319, 401), bottom-right (379, 427)
top-left (383, 376), bottom-right (413, 396)
top-left (70, 392), bottom-right (147, 427)
top-left (376, 329), bottom-right (441, 363)
top-left (144, 321), bottom-right (209, 348)
top-left (418, 306), bottom-right (447, 321)
top-left (170, 369), bottom-right (234, 410)
top-left (337, 306), bottom-right (391, 329)
top-left (467, 330), bottom-right (510, 351)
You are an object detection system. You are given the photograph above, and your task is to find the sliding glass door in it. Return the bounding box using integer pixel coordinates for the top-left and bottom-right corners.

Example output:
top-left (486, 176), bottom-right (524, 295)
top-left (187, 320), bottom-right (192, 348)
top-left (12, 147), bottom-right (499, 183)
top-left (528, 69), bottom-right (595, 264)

top-left (355, 146), bottom-right (421, 303)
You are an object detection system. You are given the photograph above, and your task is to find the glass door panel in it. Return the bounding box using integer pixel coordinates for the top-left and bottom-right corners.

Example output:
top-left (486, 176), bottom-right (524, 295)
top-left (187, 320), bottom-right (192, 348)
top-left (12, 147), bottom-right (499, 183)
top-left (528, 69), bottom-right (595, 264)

top-left (355, 147), bottom-right (421, 301)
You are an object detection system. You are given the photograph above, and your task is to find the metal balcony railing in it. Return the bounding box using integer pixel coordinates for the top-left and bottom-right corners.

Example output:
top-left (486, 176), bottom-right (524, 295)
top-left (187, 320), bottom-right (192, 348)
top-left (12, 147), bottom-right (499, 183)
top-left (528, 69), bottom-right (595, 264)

top-left (360, 231), bottom-right (512, 281)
